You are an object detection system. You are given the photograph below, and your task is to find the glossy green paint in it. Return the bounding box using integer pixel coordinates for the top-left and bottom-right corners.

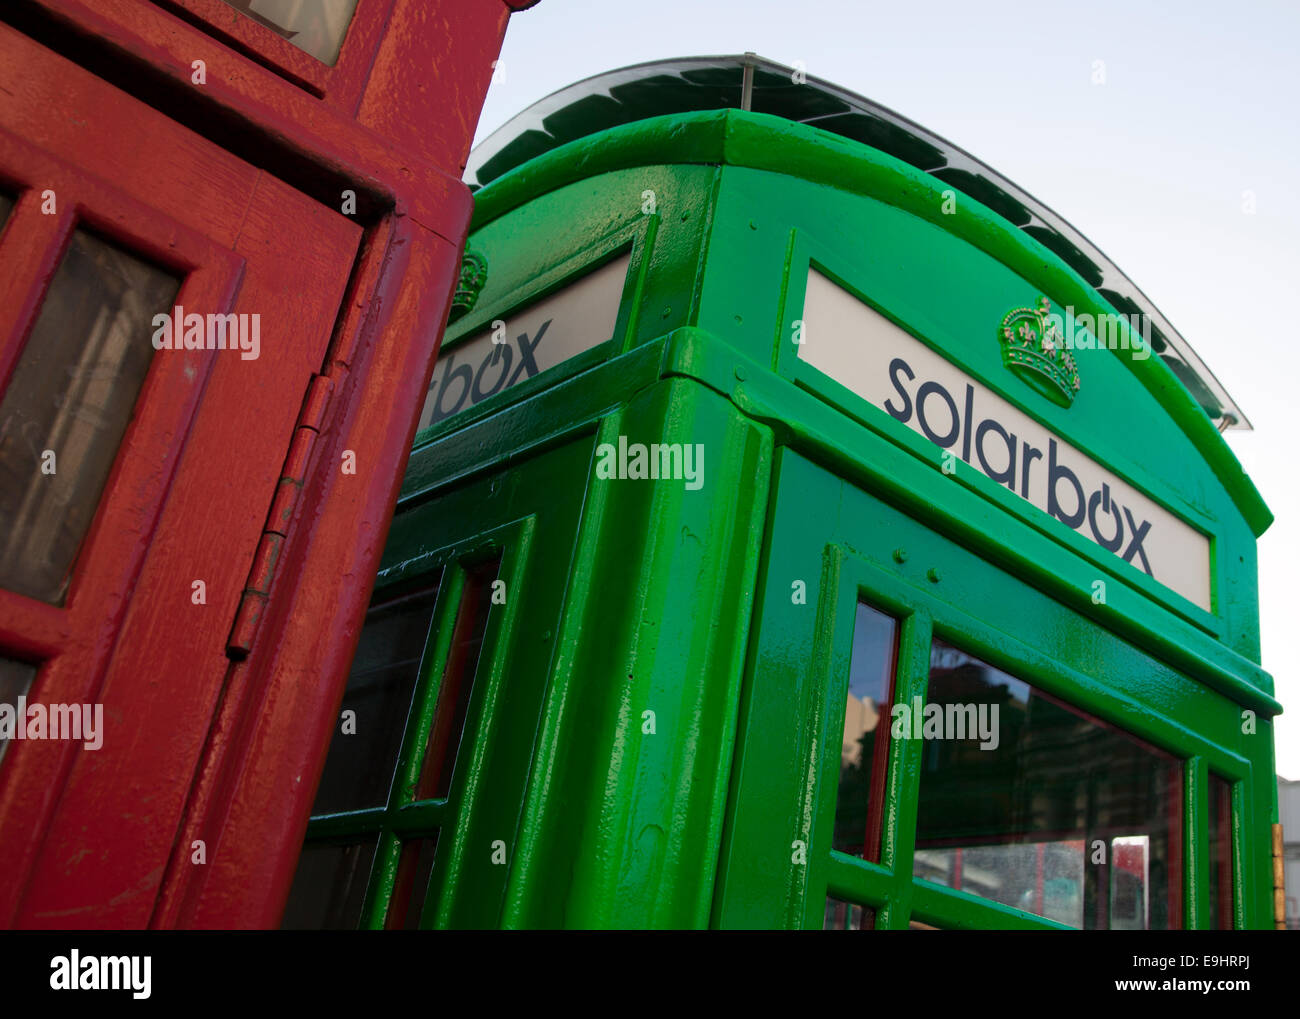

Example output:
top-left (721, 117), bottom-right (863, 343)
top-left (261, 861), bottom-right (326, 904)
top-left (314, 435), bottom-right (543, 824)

top-left (368, 106), bottom-right (1277, 927)
top-left (303, 440), bottom-right (589, 928)
top-left (714, 448), bottom-right (1271, 928)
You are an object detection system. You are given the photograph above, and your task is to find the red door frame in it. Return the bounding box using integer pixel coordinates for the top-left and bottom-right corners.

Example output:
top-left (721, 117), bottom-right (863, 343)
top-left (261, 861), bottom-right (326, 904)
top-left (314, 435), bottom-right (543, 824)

top-left (0, 0), bottom-right (530, 928)
top-left (0, 22), bottom-right (363, 926)
top-left (0, 122), bottom-right (243, 875)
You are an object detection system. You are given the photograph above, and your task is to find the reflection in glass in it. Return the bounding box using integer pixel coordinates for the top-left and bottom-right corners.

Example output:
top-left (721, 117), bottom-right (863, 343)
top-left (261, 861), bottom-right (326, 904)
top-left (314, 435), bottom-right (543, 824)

top-left (310, 581), bottom-right (441, 815)
top-left (0, 230), bottom-right (179, 604)
top-left (913, 640), bottom-right (1183, 929)
top-left (0, 656), bottom-right (39, 769)
top-left (219, 0), bottom-right (358, 65)
top-left (833, 602), bottom-right (897, 860)
top-left (385, 834), bottom-right (440, 930)
top-left (914, 842), bottom-right (1087, 927)
top-left (280, 837), bottom-right (377, 929)
top-left (1109, 836), bottom-right (1150, 929)
top-left (416, 558), bottom-right (500, 800)
top-left (1208, 774), bottom-right (1234, 929)
top-left (823, 897), bottom-right (869, 930)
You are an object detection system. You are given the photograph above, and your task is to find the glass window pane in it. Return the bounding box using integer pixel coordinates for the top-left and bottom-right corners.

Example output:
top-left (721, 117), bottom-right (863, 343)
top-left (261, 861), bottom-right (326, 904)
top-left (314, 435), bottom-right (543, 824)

top-left (384, 833), bottom-right (440, 930)
top-left (1208, 774), bottom-right (1234, 929)
top-left (0, 656), bottom-right (39, 769)
top-left (219, 0), bottom-right (359, 65)
top-left (833, 601), bottom-right (898, 860)
top-left (823, 897), bottom-right (869, 930)
top-left (415, 558), bottom-right (500, 801)
top-left (280, 837), bottom-right (378, 929)
top-left (913, 639), bottom-right (1183, 929)
top-left (310, 582), bottom-right (441, 815)
top-left (0, 230), bottom-right (179, 604)
top-left (913, 842), bottom-right (1087, 924)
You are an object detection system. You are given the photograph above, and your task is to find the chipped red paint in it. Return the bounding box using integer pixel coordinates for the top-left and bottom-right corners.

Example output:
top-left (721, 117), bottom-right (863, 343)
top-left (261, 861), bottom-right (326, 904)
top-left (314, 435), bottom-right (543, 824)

top-left (0, 0), bottom-right (528, 928)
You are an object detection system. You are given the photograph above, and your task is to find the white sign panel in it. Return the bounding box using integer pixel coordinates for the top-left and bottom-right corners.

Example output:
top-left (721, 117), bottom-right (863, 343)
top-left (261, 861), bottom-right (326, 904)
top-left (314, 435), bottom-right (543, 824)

top-left (419, 254), bottom-right (630, 429)
top-left (800, 270), bottom-right (1211, 610)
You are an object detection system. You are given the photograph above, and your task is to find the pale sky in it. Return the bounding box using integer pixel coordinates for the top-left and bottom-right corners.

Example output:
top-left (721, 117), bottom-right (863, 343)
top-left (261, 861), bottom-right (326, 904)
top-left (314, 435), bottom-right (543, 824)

top-left (474, 0), bottom-right (1300, 779)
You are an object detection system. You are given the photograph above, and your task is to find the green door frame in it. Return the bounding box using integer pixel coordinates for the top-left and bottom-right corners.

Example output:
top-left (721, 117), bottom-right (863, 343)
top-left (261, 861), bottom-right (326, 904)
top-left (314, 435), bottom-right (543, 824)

top-left (715, 447), bottom-right (1263, 929)
top-left (293, 437), bottom-right (591, 928)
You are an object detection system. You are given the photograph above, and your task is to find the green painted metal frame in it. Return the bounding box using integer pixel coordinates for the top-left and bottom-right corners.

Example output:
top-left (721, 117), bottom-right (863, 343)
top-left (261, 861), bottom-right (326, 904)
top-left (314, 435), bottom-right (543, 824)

top-left (778, 228), bottom-right (1221, 632)
top-left (435, 205), bottom-right (656, 367)
top-left (347, 105), bottom-right (1278, 928)
top-left (714, 447), bottom-right (1267, 929)
top-left (300, 437), bottom-right (591, 927)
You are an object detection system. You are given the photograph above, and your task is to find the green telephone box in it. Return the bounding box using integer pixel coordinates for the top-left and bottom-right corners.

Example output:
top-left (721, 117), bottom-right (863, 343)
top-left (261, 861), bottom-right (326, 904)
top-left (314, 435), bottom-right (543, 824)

top-left (284, 56), bottom-right (1279, 930)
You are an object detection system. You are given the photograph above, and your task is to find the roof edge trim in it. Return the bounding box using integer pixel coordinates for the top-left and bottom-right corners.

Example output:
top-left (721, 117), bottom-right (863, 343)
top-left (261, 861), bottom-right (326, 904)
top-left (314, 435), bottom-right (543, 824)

top-left (469, 108), bottom-right (1272, 536)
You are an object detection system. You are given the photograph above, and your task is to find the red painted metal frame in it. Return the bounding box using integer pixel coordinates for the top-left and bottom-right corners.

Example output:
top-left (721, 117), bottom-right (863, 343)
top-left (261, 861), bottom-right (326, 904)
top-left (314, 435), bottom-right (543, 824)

top-left (154, 215), bottom-right (465, 928)
top-left (33, 0), bottom-right (509, 186)
top-left (0, 124), bottom-right (240, 912)
top-left (0, 0), bottom-right (519, 928)
top-left (0, 168), bottom-right (237, 641)
top-left (150, 0), bottom-right (395, 103)
top-left (0, 22), bottom-right (365, 927)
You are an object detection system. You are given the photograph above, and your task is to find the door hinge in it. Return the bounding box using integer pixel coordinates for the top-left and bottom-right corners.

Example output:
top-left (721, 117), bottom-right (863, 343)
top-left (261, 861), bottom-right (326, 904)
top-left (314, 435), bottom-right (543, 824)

top-left (227, 373), bottom-right (336, 659)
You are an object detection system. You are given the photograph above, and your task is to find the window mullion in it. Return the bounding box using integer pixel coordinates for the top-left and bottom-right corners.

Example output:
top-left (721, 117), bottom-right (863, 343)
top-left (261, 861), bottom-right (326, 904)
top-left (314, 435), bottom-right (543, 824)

top-left (356, 566), bottom-right (463, 929)
top-left (877, 608), bottom-right (931, 930)
top-left (304, 806), bottom-right (387, 841)
top-left (391, 564), bottom-right (467, 805)
top-left (910, 877), bottom-right (1072, 931)
top-left (1188, 756), bottom-right (1208, 928)
top-left (358, 828), bottom-right (401, 930)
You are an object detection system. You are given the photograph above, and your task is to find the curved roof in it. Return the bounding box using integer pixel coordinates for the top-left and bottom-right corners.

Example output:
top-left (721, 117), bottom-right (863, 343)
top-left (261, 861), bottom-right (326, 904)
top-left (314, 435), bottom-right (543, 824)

top-left (467, 54), bottom-right (1248, 430)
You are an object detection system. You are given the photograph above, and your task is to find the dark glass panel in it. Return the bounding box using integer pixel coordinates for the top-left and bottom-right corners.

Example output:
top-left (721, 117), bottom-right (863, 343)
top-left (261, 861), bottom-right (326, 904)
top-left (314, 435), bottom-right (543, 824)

top-left (280, 837), bottom-right (378, 930)
top-left (823, 897), bottom-right (870, 930)
top-left (0, 230), bottom-right (179, 603)
top-left (0, 656), bottom-right (39, 768)
top-left (912, 639), bottom-right (1183, 929)
top-left (384, 834), bottom-right (440, 930)
top-left (1208, 774), bottom-right (1234, 929)
top-left (310, 582), bottom-right (441, 815)
top-left (833, 602), bottom-right (898, 861)
top-left (415, 558), bottom-right (500, 800)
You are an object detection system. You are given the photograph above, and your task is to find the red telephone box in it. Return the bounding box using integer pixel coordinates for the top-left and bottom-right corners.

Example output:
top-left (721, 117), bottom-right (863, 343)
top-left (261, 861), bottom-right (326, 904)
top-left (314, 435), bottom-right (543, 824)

top-left (0, 0), bottom-right (536, 929)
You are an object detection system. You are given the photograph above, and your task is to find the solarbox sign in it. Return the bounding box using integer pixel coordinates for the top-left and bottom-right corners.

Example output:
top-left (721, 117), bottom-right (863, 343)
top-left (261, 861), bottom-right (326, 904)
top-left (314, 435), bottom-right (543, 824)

top-left (800, 270), bottom-right (1211, 610)
top-left (418, 254), bottom-right (630, 430)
